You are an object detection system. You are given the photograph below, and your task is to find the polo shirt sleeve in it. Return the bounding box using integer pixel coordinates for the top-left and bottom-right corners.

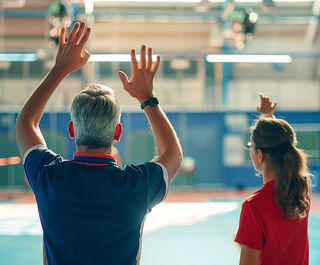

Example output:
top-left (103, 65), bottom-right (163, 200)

top-left (23, 144), bottom-right (59, 192)
top-left (136, 162), bottom-right (169, 211)
top-left (235, 200), bottom-right (265, 251)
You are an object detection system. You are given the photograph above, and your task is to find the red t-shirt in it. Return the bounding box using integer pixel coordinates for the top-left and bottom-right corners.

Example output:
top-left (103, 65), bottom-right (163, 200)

top-left (235, 180), bottom-right (309, 265)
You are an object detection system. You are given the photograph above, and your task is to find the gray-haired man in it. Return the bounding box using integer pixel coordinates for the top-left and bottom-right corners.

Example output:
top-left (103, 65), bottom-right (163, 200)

top-left (15, 21), bottom-right (183, 265)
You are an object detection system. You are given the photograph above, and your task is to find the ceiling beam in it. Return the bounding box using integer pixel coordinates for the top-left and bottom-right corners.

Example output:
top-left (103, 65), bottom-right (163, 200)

top-left (305, 0), bottom-right (320, 44)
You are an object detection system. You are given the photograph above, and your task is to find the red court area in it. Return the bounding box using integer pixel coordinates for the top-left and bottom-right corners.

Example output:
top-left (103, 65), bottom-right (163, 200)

top-left (1, 190), bottom-right (320, 214)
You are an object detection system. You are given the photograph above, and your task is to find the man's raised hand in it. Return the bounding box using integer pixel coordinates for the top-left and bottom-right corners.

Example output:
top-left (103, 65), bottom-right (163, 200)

top-left (54, 21), bottom-right (91, 76)
top-left (118, 45), bottom-right (160, 103)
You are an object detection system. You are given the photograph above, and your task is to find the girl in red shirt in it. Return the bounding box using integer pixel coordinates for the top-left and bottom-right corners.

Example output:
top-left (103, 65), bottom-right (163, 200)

top-left (235, 94), bottom-right (311, 265)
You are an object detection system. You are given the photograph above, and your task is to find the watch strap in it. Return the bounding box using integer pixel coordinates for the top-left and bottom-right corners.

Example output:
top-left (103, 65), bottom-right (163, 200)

top-left (140, 97), bottom-right (159, 110)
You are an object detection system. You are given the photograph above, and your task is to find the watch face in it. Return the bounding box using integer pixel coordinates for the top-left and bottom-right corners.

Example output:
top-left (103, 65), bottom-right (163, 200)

top-left (150, 98), bottom-right (158, 106)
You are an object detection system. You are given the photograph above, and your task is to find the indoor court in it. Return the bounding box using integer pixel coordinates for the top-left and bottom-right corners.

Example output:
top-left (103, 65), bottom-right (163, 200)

top-left (1, 191), bottom-right (320, 264)
top-left (1, 0), bottom-right (320, 264)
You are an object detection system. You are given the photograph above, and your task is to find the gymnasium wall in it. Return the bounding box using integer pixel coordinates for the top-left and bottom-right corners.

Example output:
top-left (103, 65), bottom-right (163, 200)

top-left (0, 111), bottom-right (319, 191)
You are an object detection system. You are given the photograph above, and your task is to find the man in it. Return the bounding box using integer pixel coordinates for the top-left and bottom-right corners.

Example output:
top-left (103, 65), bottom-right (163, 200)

top-left (15, 21), bottom-right (182, 265)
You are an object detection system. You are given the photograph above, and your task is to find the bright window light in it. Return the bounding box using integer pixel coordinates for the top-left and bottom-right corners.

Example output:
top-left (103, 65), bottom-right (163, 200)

top-left (0, 53), bottom-right (37, 62)
top-left (206, 54), bottom-right (292, 63)
top-left (89, 54), bottom-right (158, 62)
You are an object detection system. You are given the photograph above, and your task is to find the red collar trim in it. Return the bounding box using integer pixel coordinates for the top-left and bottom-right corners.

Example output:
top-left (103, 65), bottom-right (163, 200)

top-left (72, 161), bottom-right (110, 166)
top-left (73, 152), bottom-right (117, 164)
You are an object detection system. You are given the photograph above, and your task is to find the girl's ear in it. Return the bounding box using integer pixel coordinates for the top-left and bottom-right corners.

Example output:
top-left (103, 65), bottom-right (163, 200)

top-left (257, 149), bottom-right (265, 163)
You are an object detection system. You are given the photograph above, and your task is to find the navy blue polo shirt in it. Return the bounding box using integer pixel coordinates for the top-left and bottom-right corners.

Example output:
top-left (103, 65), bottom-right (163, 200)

top-left (23, 145), bottom-right (169, 265)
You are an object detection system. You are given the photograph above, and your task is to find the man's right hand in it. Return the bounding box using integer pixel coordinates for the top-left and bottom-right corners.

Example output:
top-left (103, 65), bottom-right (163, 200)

top-left (257, 93), bottom-right (277, 117)
top-left (118, 45), bottom-right (160, 103)
top-left (118, 45), bottom-right (182, 182)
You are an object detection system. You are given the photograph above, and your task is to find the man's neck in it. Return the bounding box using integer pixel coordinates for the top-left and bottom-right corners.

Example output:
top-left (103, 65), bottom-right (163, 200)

top-left (76, 146), bottom-right (112, 155)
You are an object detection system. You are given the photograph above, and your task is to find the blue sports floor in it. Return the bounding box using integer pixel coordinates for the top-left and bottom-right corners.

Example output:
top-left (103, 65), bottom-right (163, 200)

top-left (0, 193), bottom-right (319, 265)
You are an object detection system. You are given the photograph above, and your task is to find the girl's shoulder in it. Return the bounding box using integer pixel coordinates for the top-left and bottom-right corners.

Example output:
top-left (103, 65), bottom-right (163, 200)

top-left (243, 184), bottom-right (275, 209)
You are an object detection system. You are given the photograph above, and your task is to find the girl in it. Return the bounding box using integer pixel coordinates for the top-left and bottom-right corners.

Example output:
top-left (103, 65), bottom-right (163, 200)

top-left (235, 94), bottom-right (311, 265)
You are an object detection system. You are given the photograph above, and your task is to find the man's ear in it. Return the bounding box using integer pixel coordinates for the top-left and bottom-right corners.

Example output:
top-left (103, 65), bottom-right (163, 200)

top-left (68, 121), bottom-right (75, 139)
top-left (114, 123), bottom-right (122, 142)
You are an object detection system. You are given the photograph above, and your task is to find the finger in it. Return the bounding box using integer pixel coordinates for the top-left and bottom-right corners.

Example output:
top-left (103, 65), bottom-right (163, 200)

top-left (272, 101), bottom-right (277, 109)
top-left (151, 55), bottom-right (160, 77)
top-left (257, 106), bottom-right (261, 112)
top-left (78, 27), bottom-right (91, 49)
top-left (131, 49), bottom-right (138, 73)
top-left (261, 94), bottom-right (268, 101)
top-left (59, 27), bottom-right (67, 46)
top-left (81, 49), bottom-right (91, 65)
top-left (118, 71), bottom-right (129, 89)
top-left (146, 47), bottom-right (152, 71)
top-left (140, 45), bottom-right (146, 69)
top-left (75, 21), bottom-right (86, 44)
top-left (68, 22), bottom-right (80, 42)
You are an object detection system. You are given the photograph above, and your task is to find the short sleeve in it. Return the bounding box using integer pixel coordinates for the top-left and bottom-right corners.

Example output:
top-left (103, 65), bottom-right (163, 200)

top-left (136, 162), bottom-right (169, 211)
top-left (23, 145), bottom-right (59, 192)
top-left (235, 200), bottom-right (265, 251)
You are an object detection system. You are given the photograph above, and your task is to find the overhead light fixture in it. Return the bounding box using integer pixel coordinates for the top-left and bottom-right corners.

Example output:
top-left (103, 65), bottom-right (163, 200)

top-left (273, 0), bottom-right (313, 2)
top-left (89, 54), bottom-right (158, 62)
top-left (95, 0), bottom-right (312, 2)
top-left (206, 54), bottom-right (292, 63)
top-left (0, 53), bottom-right (37, 62)
top-left (209, 0), bottom-right (313, 2)
top-left (232, 0), bottom-right (262, 2)
top-left (93, 0), bottom-right (201, 2)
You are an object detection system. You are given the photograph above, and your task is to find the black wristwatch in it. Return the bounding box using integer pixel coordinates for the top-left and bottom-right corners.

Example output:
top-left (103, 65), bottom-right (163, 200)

top-left (140, 97), bottom-right (159, 110)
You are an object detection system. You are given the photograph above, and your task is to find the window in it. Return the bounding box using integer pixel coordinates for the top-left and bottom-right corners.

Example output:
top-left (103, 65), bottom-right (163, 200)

top-left (97, 62), bottom-right (112, 79)
top-left (29, 60), bottom-right (44, 78)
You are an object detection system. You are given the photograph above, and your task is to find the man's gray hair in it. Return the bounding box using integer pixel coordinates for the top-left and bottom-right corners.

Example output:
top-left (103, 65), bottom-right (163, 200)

top-left (70, 84), bottom-right (121, 149)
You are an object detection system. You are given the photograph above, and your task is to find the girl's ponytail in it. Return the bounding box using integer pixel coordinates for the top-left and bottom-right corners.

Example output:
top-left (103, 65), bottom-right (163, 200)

top-left (276, 144), bottom-right (310, 219)
top-left (251, 117), bottom-right (311, 219)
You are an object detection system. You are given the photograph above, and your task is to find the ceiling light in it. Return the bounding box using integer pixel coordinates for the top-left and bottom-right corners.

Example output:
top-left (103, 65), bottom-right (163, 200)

top-left (206, 54), bottom-right (292, 63)
top-left (0, 53), bottom-right (37, 62)
top-left (94, 0), bottom-right (201, 2)
top-left (89, 54), bottom-right (158, 62)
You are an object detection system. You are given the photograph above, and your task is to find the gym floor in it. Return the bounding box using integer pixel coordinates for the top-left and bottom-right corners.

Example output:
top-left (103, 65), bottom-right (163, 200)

top-left (1, 190), bottom-right (320, 265)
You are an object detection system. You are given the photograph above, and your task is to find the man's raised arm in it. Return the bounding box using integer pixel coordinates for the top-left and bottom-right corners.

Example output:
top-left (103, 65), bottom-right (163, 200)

top-left (118, 45), bottom-right (183, 181)
top-left (15, 22), bottom-right (90, 157)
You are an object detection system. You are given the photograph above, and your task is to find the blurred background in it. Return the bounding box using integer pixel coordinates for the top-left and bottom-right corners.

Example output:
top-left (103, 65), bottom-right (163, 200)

top-left (0, 0), bottom-right (319, 190)
top-left (0, 1), bottom-right (320, 264)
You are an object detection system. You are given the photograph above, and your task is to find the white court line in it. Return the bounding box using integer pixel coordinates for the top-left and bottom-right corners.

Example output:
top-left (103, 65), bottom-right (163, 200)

top-left (0, 202), bottom-right (239, 235)
top-left (144, 202), bottom-right (239, 232)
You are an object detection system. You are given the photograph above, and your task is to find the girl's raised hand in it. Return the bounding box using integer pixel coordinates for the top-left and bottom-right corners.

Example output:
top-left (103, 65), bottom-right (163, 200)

top-left (257, 93), bottom-right (277, 117)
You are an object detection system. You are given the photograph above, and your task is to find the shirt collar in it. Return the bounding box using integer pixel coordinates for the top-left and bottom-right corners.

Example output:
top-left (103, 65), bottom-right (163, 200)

top-left (73, 152), bottom-right (117, 166)
top-left (261, 179), bottom-right (275, 191)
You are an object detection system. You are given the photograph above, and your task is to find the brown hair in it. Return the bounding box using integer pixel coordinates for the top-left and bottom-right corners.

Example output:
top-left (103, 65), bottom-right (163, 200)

top-left (251, 117), bottom-right (311, 219)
